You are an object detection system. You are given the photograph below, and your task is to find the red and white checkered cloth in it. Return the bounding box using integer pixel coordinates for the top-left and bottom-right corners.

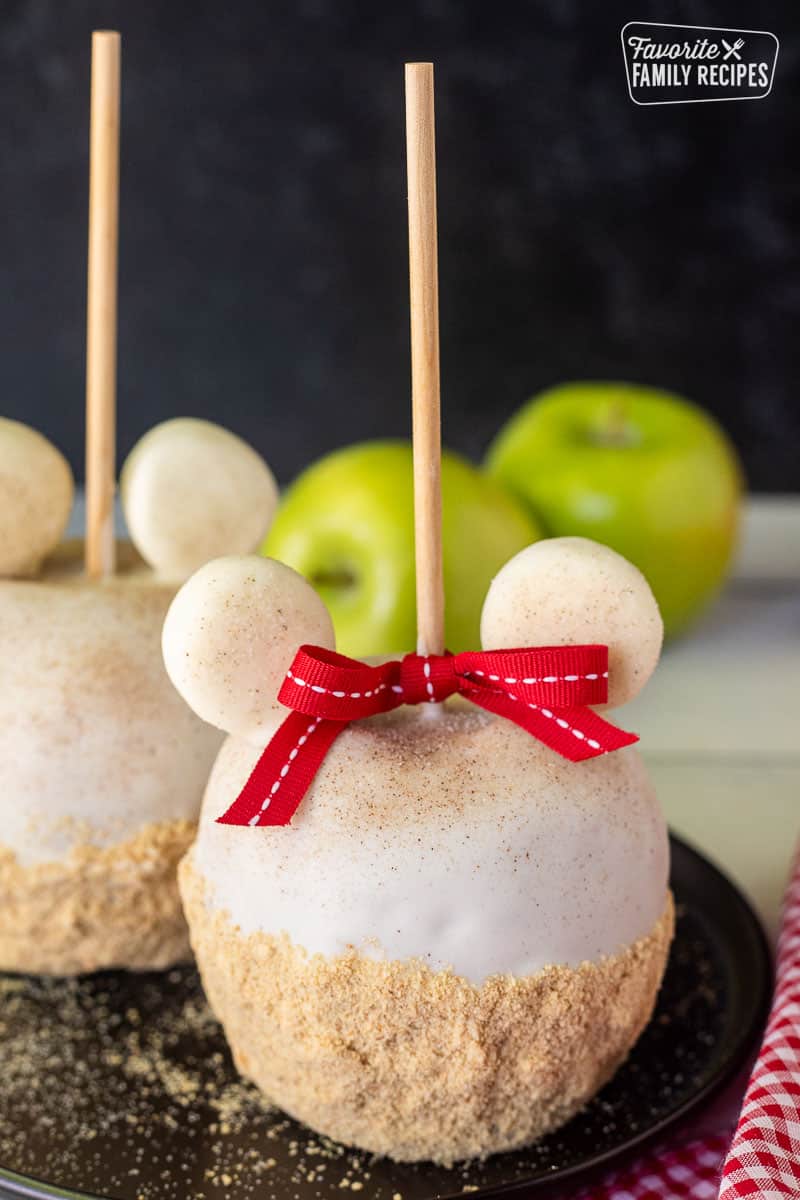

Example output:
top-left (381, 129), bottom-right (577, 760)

top-left (569, 847), bottom-right (800, 1199)
top-left (718, 847), bottom-right (800, 1197)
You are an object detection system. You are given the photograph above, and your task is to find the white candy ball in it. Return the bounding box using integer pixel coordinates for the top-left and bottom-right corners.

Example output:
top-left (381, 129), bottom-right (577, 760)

top-left (121, 418), bottom-right (279, 579)
top-left (162, 555), bottom-right (335, 741)
top-left (0, 418), bottom-right (73, 577)
top-left (480, 537), bottom-right (663, 707)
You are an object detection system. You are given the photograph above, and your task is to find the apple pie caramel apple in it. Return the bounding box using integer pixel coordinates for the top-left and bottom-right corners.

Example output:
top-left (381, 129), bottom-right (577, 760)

top-left (0, 417), bottom-right (278, 975)
top-left (165, 536), bottom-right (672, 1163)
top-left (164, 61), bottom-right (671, 1165)
top-left (0, 31), bottom-right (284, 977)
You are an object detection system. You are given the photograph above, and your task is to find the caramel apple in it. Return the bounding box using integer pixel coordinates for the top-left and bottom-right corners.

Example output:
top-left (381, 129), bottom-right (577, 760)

top-left (0, 418), bottom-right (277, 975)
top-left (165, 541), bottom-right (671, 1163)
top-left (0, 29), bottom-right (281, 975)
top-left (161, 62), bottom-right (673, 1165)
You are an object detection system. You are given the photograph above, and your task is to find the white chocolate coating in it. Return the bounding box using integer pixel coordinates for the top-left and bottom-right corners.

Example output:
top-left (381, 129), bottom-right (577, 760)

top-left (192, 703), bottom-right (669, 984)
top-left (0, 418), bottom-right (74, 578)
top-left (121, 419), bottom-right (278, 578)
top-left (481, 537), bottom-right (663, 707)
top-left (162, 556), bottom-right (335, 740)
top-left (0, 542), bottom-right (222, 867)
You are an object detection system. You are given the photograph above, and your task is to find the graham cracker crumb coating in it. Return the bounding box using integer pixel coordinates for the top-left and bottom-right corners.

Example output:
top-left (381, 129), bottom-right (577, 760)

top-left (180, 854), bottom-right (674, 1164)
top-left (0, 820), bottom-right (196, 976)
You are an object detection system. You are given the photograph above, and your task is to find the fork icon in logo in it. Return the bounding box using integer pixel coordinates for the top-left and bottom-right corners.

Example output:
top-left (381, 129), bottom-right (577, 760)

top-left (722, 37), bottom-right (745, 60)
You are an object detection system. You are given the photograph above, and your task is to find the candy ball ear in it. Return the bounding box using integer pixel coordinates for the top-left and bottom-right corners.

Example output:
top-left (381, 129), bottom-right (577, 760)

top-left (121, 418), bottom-right (279, 578)
top-left (0, 418), bottom-right (74, 577)
top-left (162, 555), bottom-right (335, 741)
top-left (480, 537), bottom-right (663, 707)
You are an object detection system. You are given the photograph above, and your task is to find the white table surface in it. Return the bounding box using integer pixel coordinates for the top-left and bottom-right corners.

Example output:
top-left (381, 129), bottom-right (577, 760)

top-left (622, 495), bottom-right (800, 941)
top-left (69, 492), bottom-right (799, 938)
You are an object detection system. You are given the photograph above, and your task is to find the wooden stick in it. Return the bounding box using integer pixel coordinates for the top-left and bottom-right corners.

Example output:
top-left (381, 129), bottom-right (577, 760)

top-left (85, 30), bottom-right (120, 578)
top-left (405, 62), bottom-right (445, 656)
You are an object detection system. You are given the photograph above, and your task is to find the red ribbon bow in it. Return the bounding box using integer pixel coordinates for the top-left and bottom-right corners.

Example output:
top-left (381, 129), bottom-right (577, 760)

top-left (218, 644), bottom-right (638, 828)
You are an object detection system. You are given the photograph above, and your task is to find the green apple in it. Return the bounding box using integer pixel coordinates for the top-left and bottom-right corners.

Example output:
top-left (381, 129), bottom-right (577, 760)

top-left (486, 382), bottom-right (743, 636)
top-left (262, 440), bottom-right (541, 656)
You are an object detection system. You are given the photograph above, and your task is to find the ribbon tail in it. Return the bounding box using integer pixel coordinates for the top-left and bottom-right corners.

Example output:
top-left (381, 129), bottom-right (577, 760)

top-left (217, 711), bottom-right (344, 827)
top-left (465, 688), bottom-right (639, 762)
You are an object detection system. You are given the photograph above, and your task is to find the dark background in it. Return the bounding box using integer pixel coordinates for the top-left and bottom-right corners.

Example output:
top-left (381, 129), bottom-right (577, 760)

top-left (1, 0), bottom-right (797, 489)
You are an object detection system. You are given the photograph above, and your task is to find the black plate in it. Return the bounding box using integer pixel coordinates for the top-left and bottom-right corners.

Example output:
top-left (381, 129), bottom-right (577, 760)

top-left (0, 835), bottom-right (770, 1200)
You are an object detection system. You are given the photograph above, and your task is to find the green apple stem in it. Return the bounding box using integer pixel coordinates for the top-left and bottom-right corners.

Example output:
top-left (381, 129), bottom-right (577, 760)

top-left (406, 62), bottom-right (445, 659)
top-left (596, 396), bottom-right (632, 447)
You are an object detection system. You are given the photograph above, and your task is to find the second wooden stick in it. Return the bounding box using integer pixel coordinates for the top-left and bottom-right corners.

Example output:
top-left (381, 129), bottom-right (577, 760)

top-left (85, 30), bottom-right (120, 579)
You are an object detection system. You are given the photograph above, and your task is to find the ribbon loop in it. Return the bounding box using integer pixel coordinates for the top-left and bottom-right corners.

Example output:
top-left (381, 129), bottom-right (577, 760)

top-left (277, 646), bottom-right (400, 722)
top-left (454, 645), bottom-right (610, 709)
top-left (220, 643), bottom-right (638, 828)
